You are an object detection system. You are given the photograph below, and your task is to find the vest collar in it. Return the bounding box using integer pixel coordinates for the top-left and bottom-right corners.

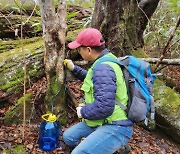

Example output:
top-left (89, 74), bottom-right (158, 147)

top-left (88, 48), bottom-right (110, 66)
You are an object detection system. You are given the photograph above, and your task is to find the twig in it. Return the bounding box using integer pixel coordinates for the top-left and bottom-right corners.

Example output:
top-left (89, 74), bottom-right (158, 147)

top-left (0, 12), bottom-right (20, 39)
top-left (154, 65), bottom-right (168, 73)
top-left (0, 12), bottom-right (13, 27)
top-left (15, 0), bottom-right (28, 142)
top-left (24, 2), bottom-right (37, 25)
top-left (28, 87), bottom-right (43, 127)
top-left (68, 104), bottom-right (76, 113)
top-left (7, 11), bottom-right (14, 17)
top-left (167, 38), bottom-right (180, 53)
top-left (154, 16), bottom-right (180, 72)
top-left (0, 0), bottom-right (37, 39)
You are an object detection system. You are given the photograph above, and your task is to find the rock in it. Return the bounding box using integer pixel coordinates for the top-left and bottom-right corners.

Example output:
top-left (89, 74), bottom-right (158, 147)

top-left (0, 37), bottom-right (45, 106)
top-left (0, 15), bottom-right (42, 39)
top-left (154, 79), bottom-right (180, 143)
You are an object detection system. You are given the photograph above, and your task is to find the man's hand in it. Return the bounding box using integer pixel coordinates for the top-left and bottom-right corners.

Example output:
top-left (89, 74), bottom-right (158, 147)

top-left (76, 106), bottom-right (82, 118)
top-left (64, 59), bottom-right (74, 71)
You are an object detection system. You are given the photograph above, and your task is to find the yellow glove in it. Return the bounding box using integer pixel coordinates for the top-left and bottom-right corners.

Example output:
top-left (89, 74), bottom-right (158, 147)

top-left (63, 59), bottom-right (74, 71)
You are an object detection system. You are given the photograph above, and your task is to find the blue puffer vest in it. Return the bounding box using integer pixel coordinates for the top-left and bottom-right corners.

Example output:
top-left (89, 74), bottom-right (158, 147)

top-left (81, 52), bottom-right (128, 127)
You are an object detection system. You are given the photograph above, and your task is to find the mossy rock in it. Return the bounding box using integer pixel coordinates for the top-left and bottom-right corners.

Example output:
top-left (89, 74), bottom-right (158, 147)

top-left (3, 92), bottom-right (35, 124)
top-left (154, 79), bottom-right (180, 143)
top-left (0, 37), bottom-right (45, 98)
top-left (131, 49), bottom-right (149, 58)
top-left (0, 37), bottom-right (42, 53)
top-left (0, 37), bottom-right (45, 114)
top-left (66, 28), bottom-right (84, 42)
top-left (0, 15), bottom-right (42, 39)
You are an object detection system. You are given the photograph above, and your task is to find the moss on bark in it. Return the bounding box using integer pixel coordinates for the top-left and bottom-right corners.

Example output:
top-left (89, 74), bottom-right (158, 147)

top-left (45, 75), bottom-right (67, 125)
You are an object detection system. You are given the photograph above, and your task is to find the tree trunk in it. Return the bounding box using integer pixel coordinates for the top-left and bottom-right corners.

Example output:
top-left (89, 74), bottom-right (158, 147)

top-left (92, 0), bottom-right (159, 57)
top-left (39, 0), bottom-right (67, 124)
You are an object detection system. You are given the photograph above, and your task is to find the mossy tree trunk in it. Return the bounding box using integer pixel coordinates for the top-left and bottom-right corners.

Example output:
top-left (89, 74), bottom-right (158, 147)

top-left (91, 0), bottom-right (159, 57)
top-left (39, 0), bottom-right (67, 124)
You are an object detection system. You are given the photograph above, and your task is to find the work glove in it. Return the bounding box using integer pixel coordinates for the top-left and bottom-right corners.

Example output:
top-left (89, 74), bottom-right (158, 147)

top-left (76, 106), bottom-right (82, 118)
top-left (63, 59), bottom-right (74, 71)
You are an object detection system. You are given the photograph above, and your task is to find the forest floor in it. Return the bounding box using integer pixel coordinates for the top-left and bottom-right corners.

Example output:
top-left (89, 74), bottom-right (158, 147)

top-left (0, 79), bottom-right (180, 154)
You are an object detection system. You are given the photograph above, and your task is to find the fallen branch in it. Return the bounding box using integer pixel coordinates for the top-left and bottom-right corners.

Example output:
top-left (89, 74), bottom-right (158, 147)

top-left (140, 58), bottom-right (180, 65)
top-left (74, 57), bottom-right (180, 66)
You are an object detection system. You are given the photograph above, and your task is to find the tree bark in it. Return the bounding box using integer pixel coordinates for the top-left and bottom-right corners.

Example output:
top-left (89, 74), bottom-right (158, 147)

top-left (91, 0), bottom-right (159, 57)
top-left (91, 0), bottom-right (105, 29)
top-left (138, 0), bottom-right (159, 45)
top-left (39, 0), bottom-right (67, 124)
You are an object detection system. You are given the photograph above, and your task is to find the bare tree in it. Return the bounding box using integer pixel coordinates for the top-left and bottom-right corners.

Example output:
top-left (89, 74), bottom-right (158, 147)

top-left (39, 0), bottom-right (67, 123)
top-left (92, 0), bottom-right (159, 57)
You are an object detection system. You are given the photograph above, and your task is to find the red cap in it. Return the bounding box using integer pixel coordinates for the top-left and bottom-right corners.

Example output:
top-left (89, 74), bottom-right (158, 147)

top-left (68, 28), bottom-right (105, 49)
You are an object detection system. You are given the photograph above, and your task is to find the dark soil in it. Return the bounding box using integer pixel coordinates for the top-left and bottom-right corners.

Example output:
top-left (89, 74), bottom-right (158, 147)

top-left (163, 66), bottom-right (180, 93)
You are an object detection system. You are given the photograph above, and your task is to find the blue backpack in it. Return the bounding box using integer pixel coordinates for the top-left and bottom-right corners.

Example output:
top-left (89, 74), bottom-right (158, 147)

top-left (94, 56), bottom-right (156, 125)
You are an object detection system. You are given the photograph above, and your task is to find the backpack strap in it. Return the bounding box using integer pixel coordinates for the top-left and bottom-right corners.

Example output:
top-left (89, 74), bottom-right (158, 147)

top-left (115, 100), bottom-right (127, 110)
top-left (150, 96), bottom-right (155, 119)
top-left (93, 56), bottom-right (124, 70)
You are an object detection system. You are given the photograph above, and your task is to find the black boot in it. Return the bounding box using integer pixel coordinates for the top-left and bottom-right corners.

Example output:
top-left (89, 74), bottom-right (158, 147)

top-left (115, 144), bottom-right (131, 154)
top-left (64, 146), bottom-right (74, 154)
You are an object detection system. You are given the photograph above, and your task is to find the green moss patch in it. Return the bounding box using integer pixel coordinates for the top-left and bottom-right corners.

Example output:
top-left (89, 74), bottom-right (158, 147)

top-left (0, 37), bottom-right (44, 94)
top-left (154, 79), bottom-right (180, 142)
top-left (2, 145), bottom-right (27, 154)
top-left (3, 92), bottom-right (33, 124)
top-left (66, 26), bottom-right (83, 41)
top-left (44, 75), bottom-right (67, 125)
top-left (154, 79), bottom-right (180, 116)
top-left (131, 49), bottom-right (149, 58)
top-left (0, 37), bottom-right (43, 54)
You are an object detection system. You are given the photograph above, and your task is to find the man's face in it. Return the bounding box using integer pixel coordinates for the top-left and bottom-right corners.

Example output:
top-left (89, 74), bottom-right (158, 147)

top-left (78, 47), bottom-right (92, 61)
